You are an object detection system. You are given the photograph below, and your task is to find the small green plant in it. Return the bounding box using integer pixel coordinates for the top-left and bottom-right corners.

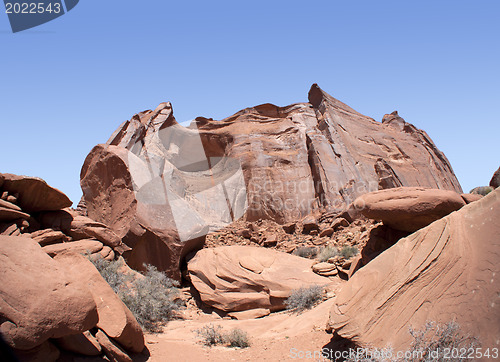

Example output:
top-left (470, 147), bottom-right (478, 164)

top-left (224, 328), bottom-right (251, 348)
top-left (293, 246), bottom-right (318, 259)
top-left (339, 245), bottom-right (358, 259)
top-left (470, 186), bottom-right (493, 196)
top-left (195, 324), bottom-right (224, 346)
top-left (285, 285), bottom-right (323, 312)
top-left (317, 245), bottom-right (338, 262)
top-left (90, 258), bottom-right (181, 333)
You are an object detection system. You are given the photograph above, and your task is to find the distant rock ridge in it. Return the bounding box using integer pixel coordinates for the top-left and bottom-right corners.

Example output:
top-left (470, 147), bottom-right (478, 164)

top-left (80, 84), bottom-right (462, 278)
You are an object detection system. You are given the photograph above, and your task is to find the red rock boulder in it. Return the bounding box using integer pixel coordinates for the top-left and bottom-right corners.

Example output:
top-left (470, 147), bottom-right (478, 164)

top-left (54, 252), bottom-right (144, 353)
top-left (188, 245), bottom-right (330, 312)
top-left (0, 236), bottom-right (98, 350)
top-left (354, 187), bottom-right (466, 232)
top-left (0, 173), bottom-right (72, 212)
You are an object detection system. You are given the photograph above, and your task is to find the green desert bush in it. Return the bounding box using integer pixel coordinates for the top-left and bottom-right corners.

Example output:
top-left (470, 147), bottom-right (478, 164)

top-left (469, 186), bottom-right (493, 196)
top-left (285, 285), bottom-right (323, 312)
top-left (339, 245), bottom-right (358, 259)
top-left (195, 324), bottom-right (224, 346)
top-left (317, 245), bottom-right (339, 262)
top-left (90, 258), bottom-right (181, 332)
top-left (224, 328), bottom-right (251, 348)
top-left (293, 246), bottom-right (318, 259)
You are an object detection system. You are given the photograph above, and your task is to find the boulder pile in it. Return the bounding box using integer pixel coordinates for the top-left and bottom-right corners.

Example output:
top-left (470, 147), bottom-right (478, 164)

top-left (0, 173), bottom-right (145, 361)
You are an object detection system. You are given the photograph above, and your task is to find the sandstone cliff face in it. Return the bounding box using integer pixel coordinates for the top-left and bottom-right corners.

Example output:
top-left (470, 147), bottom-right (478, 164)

top-left (80, 84), bottom-right (462, 278)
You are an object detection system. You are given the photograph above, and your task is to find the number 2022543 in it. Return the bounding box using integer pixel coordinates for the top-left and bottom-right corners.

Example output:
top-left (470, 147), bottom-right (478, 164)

top-left (5, 2), bottom-right (62, 14)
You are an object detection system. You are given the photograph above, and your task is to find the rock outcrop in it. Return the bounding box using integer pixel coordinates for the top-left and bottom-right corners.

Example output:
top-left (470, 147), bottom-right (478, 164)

top-left (188, 246), bottom-right (329, 312)
top-left (490, 166), bottom-right (500, 188)
top-left (328, 188), bottom-right (500, 352)
top-left (354, 187), bottom-right (466, 232)
top-left (80, 85), bottom-right (462, 278)
top-left (0, 174), bottom-right (145, 360)
top-left (0, 173), bottom-right (127, 258)
top-left (0, 173), bottom-right (72, 212)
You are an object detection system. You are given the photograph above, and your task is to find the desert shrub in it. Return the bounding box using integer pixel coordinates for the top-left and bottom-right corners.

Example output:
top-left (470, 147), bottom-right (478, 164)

top-left (90, 257), bottom-right (130, 294)
top-left (293, 246), bottom-right (318, 259)
top-left (224, 328), bottom-right (251, 348)
top-left (285, 285), bottom-right (323, 312)
top-left (195, 324), bottom-right (224, 346)
top-left (344, 321), bottom-right (479, 362)
top-left (317, 245), bottom-right (339, 262)
top-left (404, 321), bottom-right (479, 361)
top-left (339, 245), bottom-right (358, 259)
top-left (195, 325), bottom-right (251, 348)
top-left (469, 186), bottom-right (493, 196)
top-left (120, 265), bottom-right (181, 332)
top-left (90, 258), bottom-right (181, 333)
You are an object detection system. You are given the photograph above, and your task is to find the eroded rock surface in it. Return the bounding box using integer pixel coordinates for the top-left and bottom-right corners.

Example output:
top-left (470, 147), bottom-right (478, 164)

top-left (328, 188), bottom-right (500, 352)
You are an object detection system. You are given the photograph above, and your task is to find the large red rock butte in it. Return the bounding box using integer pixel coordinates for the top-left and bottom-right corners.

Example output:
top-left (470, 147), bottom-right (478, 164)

top-left (80, 84), bottom-right (462, 279)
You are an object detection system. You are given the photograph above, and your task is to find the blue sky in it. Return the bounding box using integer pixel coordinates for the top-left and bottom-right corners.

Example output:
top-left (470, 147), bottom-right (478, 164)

top-left (1, 0), bottom-right (498, 205)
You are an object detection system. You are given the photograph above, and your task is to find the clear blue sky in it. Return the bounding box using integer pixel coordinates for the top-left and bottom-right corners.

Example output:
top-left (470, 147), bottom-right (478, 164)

top-left (1, 1), bottom-right (498, 205)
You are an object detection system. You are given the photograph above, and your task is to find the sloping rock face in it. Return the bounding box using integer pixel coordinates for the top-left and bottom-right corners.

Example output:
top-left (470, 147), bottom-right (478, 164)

top-left (0, 236), bottom-right (98, 350)
top-left (354, 187), bottom-right (466, 232)
top-left (187, 246), bottom-right (329, 312)
top-left (80, 85), bottom-right (462, 278)
top-left (328, 188), bottom-right (500, 352)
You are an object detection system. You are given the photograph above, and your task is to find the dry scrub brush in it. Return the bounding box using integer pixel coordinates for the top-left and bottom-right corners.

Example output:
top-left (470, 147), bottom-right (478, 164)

top-left (91, 258), bottom-right (181, 332)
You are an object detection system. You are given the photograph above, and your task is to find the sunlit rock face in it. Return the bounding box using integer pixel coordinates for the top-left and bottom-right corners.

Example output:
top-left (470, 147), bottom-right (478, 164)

top-left (80, 84), bottom-right (462, 279)
top-left (328, 188), bottom-right (500, 352)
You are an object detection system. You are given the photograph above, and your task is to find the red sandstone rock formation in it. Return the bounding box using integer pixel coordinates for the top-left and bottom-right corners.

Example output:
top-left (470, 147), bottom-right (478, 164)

top-left (80, 85), bottom-right (462, 279)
